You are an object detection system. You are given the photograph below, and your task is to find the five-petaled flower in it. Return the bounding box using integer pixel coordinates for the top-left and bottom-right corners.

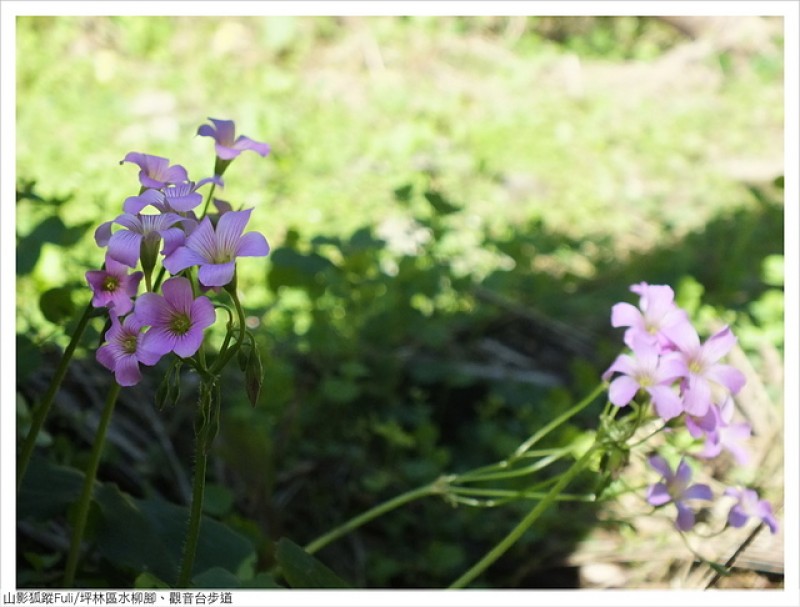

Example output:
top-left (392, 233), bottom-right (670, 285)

top-left (698, 405), bottom-right (752, 465)
top-left (97, 313), bottom-right (162, 387)
top-left (602, 335), bottom-right (685, 420)
top-left (724, 487), bottom-right (779, 534)
top-left (611, 283), bottom-right (690, 351)
top-left (134, 276), bottom-right (216, 358)
top-left (197, 118), bottom-right (270, 161)
top-left (662, 324), bottom-right (746, 417)
top-left (164, 208), bottom-right (269, 287)
top-left (120, 153), bottom-right (189, 189)
top-left (646, 455), bottom-right (713, 531)
top-left (86, 256), bottom-right (144, 316)
top-left (123, 177), bottom-right (222, 215)
top-left (95, 212), bottom-right (189, 269)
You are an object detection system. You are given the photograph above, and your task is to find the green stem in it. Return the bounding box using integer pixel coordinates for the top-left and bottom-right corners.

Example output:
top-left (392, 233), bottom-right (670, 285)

top-left (63, 382), bottom-right (122, 587)
top-left (448, 486), bottom-right (596, 502)
top-left (304, 481), bottom-right (444, 555)
top-left (512, 383), bottom-right (605, 458)
top-left (453, 450), bottom-right (569, 484)
top-left (449, 446), bottom-right (597, 589)
top-left (18, 302), bottom-right (94, 492)
top-left (198, 182), bottom-right (217, 220)
top-left (211, 287), bottom-right (246, 374)
top-left (177, 392), bottom-right (212, 588)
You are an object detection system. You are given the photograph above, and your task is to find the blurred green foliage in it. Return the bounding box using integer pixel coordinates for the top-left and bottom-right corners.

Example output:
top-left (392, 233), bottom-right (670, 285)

top-left (16, 16), bottom-right (784, 589)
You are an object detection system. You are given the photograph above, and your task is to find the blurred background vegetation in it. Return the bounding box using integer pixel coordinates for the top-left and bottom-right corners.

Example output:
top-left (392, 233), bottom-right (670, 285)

top-left (16, 15), bottom-right (785, 589)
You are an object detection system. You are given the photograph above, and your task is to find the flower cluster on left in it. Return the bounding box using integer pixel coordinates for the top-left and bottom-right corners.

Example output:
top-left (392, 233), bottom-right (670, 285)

top-left (85, 119), bottom-right (270, 387)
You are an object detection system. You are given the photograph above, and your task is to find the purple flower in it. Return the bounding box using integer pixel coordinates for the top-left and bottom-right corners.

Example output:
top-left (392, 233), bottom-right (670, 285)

top-left (97, 313), bottom-right (162, 387)
top-left (662, 324), bottom-right (747, 417)
top-left (197, 118), bottom-right (270, 161)
top-left (120, 152), bottom-right (189, 189)
top-left (123, 177), bottom-right (222, 214)
top-left (134, 276), bottom-right (216, 358)
top-left (698, 407), bottom-right (752, 465)
top-left (86, 256), bottom-right (144, 316)
top-left (95, 212), bottom-right (188, 268)
top-left (724, 487), bottom-right (779, 534)
top-left (163, 208), bottom-right (269, 287)
top-left (611, 283), bottom-right (691, 351)
top-left (646, 455), bottom-right (713, 531)
top-left (602, 335), bottom-right (685, 420)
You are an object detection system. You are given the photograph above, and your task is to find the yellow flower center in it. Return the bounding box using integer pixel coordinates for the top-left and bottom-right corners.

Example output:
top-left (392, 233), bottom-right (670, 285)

top-left (102, 276), bottom-right (120, 293)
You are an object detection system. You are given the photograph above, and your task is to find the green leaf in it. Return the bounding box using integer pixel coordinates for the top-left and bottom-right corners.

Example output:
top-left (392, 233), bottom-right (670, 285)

top-left (137, 495), bottom-right (255, 581)
top-left (393, 183), bottom-right (414, 203)
top-left (320, 376), bottom-right (360, 404)
top-left (274, 538), bottom-right (350, 588)
top-left (192, 566), bottom-right (242, 589)
top-left (423, 190), bottom-right (459, 215)
top-left (39, 286), bottom-right (75, 324)
top-left (17, 457), bottom-right (84, 520)
top-left (240, 572), bottom-right (285, 589)
top-left (202, 484), bottom-right (234, 518)
top-left (92, 483), bottom-right (256, 585)
top-left (267, 247), bottom-right (336, 297)
top-left (134, 571), bottom-right (171, 589)
top-left (93, 484), bottom-right (178, 582)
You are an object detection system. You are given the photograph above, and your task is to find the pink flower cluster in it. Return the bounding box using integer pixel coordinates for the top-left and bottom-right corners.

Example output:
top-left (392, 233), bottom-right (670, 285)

top-left (85, 119), bottom-right (270, 387)
top-left (604, 283), bottom-right (778, 534)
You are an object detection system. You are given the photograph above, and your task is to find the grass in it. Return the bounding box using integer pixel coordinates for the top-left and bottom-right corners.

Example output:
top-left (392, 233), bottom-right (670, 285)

top-left (17, 16), bottom-right (783, 279)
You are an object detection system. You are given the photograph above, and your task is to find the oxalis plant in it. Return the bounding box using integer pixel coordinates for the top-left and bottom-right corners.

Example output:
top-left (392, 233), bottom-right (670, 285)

top-left (18, 118), bottom-right (779, 590)
top-left (300, 283), bottom-right (780, 588)
top-left (17, 117), bottom-right (271, 588)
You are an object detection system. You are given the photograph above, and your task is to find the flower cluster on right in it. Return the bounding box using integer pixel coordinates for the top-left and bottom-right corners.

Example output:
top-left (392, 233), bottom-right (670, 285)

top-left (603, 282), bottom-right (779, 534)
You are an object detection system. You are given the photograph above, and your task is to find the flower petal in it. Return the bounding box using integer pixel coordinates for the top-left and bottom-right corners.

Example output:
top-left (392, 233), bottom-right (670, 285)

top-left (95, 221), bottom-right (113, 246)
top-left (647, 455), bottom-right (672, 479)
top-left (235, 231), bottom-right (269, 258)
top-left (728, 504), bottom-right (748, 528)
top-left (124, 189), bottom-right (164, 214)
top-left (173, 326), bottom-right (205, 358)
top-left (682, 483), bottom-right (713, 502)
top-left (702, 326), bottom-right (736, 364)
top-left (107, 230), bottom-right (143, 268)
top-left (215, 143), bottom-right (242, 160)
top-left (611, 302), bottom-right (641, 329)
top-left (198, 262), bottom-right (236, 287)
top-left (190, 296), bottom-right (216, 330)
top-left (675, 502), bottom-right (696, 531)
top-left (674, 459), bottom-right (693, 491)
top-left (609, 376), bottom-right (639, 407)
top-left (603, 354), bottom-right (636, 380)
top-left (164, 246), bottom-right (207, 275)
top-left (232, 135), bottom-right (270, 157)
top-left (139, 326), bottom-right (176, 357)
top-left (663, 321), bottom-right (700, 354)
top-left (114, 355), bottom-right (142, 387)
top-left (134, 292), bottom-right (171, 327)
top-left (683, 375), bottom-right (712, 416)
top-left (208, 118), bottom-right (236, 145)
top-left (161, 276), bottom-right (194, 315)
top-left (184, 217), bottom-right (218, 261)
top-left (646, 483), bottom-right (671, 506)
top-left (160, 227), bottom-right (187, 257)
top-left (96, 343), bottom-right (117, 372)
top-left (706, 364), bottom-right (746, 395)
top-left (648, 385), bottom-right (684, 420)
top-left (216, 209), bottom-right (253, 250)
